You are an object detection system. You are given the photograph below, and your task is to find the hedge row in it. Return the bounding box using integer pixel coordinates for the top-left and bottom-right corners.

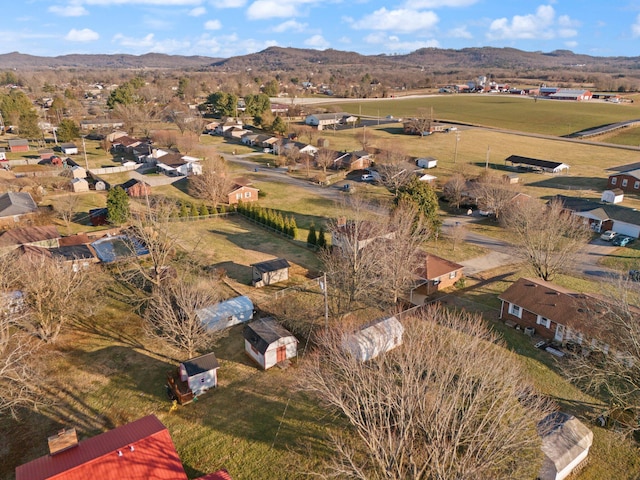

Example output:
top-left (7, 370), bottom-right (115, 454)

top-left (236, 201), bottom-right (298, 239)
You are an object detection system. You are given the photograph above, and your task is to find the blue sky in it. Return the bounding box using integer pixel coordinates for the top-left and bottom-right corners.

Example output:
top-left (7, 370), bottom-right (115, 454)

top-left (3, 1), bottom-right (640, 58)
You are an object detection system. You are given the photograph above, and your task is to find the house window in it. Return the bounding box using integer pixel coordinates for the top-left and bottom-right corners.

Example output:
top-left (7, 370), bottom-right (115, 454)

top-left (433, 278), bottom-right (441, 286)
top-left (244, 192), bottom-right (251, 198)
top-left (611, 177), bottom-right (617, 185)
top-left (622, 179), bottom-right (628, 187)
top-left (536, 316), bottom-right (551, 329)
top-left (508, 303), bottom-right (522, 318)
top-left (635, 181), bottom-right (640, 190)
top-left (236, 193), bottom-right (242, 200)
top-left (449, 271), bottom-right (457, 279)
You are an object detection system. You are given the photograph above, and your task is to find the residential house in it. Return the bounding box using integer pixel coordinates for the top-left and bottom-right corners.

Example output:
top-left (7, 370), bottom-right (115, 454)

top-left (331, 219), bottom-right (395, 252)
top-left (243, 317), bottom-right (298, 369)
top-left (498, 277), bottom-right (614, 348)
top-left (15, 242), bottom-right (98, 271)
top-left (197, 295), bottom-right (255, 332)
top-left (119, 178), bottom-right (151, 198)
top-left (273, 139), bottom-right (318, 157)
top-left (79, 118), bottom-right (124, 131)
top-left (15, 414), bottom-right (229, 480)
top-left (111, 135), bottom-right (142, 153)
top-left (227, 183), bottom-right (259, 205)
top-left (554, 195), bottom-right (640, 238)
top-left (341, 316), bottom-right (404, 362)
top-left (538, 412), bottom-right (593, 480)
top-left (338, 150), bottom-right (373, 171)
top-left (106, 131), bottom-right (128, 142)
top-left (251, 258), bottom-right (290, 287)
top-left (60, 143), bottom-right (78, 155)
top-left (156, 152), bottom-right (202, 177)
top-left (0, 225), bottom-right (60, 252)
top-left (8, 138), bottom-right (29, 153)
top-left (506, 155), bottom-right (569, 174)
top-left (241, 133), bottom-right (260, 146)
top-left (607, 169), bottom-right (640, 193)
top-left (214, 118), bottom-right (243, 135)
top-left (410, 253), bottom-right (464, 304)
top-left (304, 112), bottom-right (356, 130)
top-left (601, 188), bottom-right (624, 204)
top-left (0, 192), bottom-right (38, 226)
top-left (0, 147), bottom-right (6, 161)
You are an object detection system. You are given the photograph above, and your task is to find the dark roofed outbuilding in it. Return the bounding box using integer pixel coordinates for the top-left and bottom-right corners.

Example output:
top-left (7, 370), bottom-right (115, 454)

top-left (506, 155), bottom-right (569, 173)
top-left (251, 258), bottom-right (290, 288)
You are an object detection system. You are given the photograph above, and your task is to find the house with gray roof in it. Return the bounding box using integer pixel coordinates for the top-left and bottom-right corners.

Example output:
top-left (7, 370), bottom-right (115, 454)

top-left (0, 192), bottom-right (39, 227)
top-left (554, 195), bottom-right (640, 238)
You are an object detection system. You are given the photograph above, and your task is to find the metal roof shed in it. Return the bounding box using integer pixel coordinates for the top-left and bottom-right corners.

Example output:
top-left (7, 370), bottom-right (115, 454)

top-left (342, 316), bottom-right (404, 362)
top-left (197, 295), bottom-right (254, 331)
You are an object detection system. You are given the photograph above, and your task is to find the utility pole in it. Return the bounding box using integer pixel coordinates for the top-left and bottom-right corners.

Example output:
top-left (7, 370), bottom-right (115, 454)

top-left (454, 131), bottom-right (460, 164)
top-left (82, 136), bottom-right (89, 170)
top-left (485, 145), bottom-right (490, 169)
top-left (322, 272), bottom-right (329, 331)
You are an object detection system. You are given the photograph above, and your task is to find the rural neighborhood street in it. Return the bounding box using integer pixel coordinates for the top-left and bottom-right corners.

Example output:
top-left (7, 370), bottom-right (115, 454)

top-left (226, 152), bottom-right (621, 281)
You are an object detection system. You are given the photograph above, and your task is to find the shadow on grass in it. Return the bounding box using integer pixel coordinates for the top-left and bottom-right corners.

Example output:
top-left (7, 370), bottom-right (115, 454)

top-left (527, 176), bottom-right (607, 191)
top-left (210, 260), bottom-right (252, 284)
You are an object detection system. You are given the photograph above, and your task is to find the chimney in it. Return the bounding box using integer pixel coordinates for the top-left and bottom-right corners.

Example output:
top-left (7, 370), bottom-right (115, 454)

top-left (48, 428), bottom-right (78, 455)
top-left (337, 216), bottom-right (347, 228)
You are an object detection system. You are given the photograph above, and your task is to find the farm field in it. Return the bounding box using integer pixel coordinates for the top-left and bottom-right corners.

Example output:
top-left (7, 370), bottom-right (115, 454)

top-left (324, 95), bottom-right (640, 137)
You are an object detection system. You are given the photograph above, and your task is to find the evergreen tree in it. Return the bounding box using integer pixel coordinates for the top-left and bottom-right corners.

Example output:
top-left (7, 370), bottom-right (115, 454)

top-left (317, 225), bottom-right (327, 249)
top-left (106, 187), bottom-right (130, 225)
top-left (190, 203), bottom-right (199, 217)
top-left (307, 223), bottom-right (318, 246)
top-left (199, 204), bottom-right (209, 216)
top-left (398, 177), bottom-right (442, 235)
top-left (276, 212), bottom-right (285, 233)
top-left (271, 116), bottom-right (287, 135)
top-left (56, 119), bottom-right (80, 142)
top-left (284, 216), bottom-right (292, 237)
top-left (290, 217), bottom-right (298, 239)
top-left (179, 202), bottom-right (189, 217)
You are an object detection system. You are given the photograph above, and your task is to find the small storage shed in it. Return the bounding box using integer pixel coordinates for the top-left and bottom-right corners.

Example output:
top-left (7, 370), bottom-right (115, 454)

top-left (60, 143), bottom-right (78, 155)
top-left (197, 295), bottom-right (254, 331)
top-left (418, 173), bottom-right (437, 184)
top-left (601, 188), bottom-right (624, 204)
top-left (342, 316), bottom-right (404, 362)
top-left (243, 317), bottom-right (298, 369)
top-left (71, 177), bottom-right (89, 192)
top-left (416, 157), bottom-right (437, 169)
top-left (179, 352), bottom-right (219, 396)
top-left (71, 165), bottom-right (87, 179)
top-left (538, 412), bottom-right (593, 480)
top-left (251, 258), bottom-right (291, 287)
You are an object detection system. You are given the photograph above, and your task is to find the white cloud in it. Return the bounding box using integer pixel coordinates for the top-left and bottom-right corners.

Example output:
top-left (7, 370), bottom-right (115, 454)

top-left (205, 19), bottom-right (222, 29)
top-left (407, 0), bottom-right (477, 8)
top-left (487, 5), bottom-right (578, 40)
top-left (352, 8), bottom-right (438, 33)
top-left (112, 32), bottom-right (191, 52)
top-left (272, 20), bottom-right (307, 33)
top-left (214, 0), bottom-right (247, 7)
top-left (364, 32), bottom-right (439, 52)
top-left (49, 4), bottom-right (89, 16)
top-left (195, 33), bottom-right (278, 56)
top-left (84, 0), bottom-right (201, 5)
top-left (304, 34), bottom-right (329, 49)
top-left (247, 0), bottom-right (297, 19)
top-left (188, 6), bottom-right (206, 15)
top-left (632, 14), bottom-right (640, 38)
top-left (564, 41), bottom-right (578, 49)
top-left (448, 26), bottom-right (472, 39)
top-left (65, 28), bottom-right (99, 42)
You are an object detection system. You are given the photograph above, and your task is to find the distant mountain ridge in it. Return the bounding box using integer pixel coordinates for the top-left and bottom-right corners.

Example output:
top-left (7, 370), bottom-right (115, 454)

top-left (0, 46), bottom-right (638, 72)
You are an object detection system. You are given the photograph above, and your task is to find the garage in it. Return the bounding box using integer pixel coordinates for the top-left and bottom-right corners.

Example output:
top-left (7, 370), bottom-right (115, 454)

top-left (611, 220), bottom-right (640, 239)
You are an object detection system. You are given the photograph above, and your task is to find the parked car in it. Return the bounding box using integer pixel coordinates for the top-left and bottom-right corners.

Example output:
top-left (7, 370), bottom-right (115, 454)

top-left (612, 235), bottom-right (634, 247)
top-left (361, 173), bottom-right (374, 181)
top-left (600, 230), bottom-right (617, 241)
top-left (629, 269), bottom-right (640, 281)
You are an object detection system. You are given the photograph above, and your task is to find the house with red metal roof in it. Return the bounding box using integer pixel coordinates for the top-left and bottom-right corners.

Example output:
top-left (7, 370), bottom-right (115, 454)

top-left (16, 415), bottom-right (231, 480)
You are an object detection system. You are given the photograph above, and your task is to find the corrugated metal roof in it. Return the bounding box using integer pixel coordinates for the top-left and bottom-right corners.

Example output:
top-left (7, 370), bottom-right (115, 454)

top-left (16, 415), bottom-right (188, 480)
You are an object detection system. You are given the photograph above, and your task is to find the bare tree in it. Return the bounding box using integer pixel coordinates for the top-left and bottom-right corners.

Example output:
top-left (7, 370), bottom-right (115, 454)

top-left (404, 108), bottom-right (433, 137)
top-left (563, 277), bottom-right (640, 436)
top-left (54, 194), bottom-right (79, 234)
top-left (376, 146), bottom-right (413, 196)
top-left (188, 156), bottom-right (234, 209)
top-left (502, 197), bottom-right (591, 281)
top-left (354, 128), bottom-right (375, 151)
top-left (442, 173), bottom-right (467, 209)
top-left (14, 254), bottom-right (90, 343)
top-left (448, 220), bottom-right (467, 252)
top-left (315, 147), bottom-right (335, 174)
top-left (145, 274), bottom-right (222, 357)
top-left (474, 171), bottom-right (520, 219)
top-left (300, 306), bottom-right (552, 480)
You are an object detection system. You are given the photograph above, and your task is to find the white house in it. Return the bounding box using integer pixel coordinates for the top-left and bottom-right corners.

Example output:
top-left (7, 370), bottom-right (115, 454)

top-left (197, 295), bottom-right (254, 331)
top-left (342, 316), bottom-right (404, 362)
top-left (538, 412), bottom-right (593, 480)
top-left (178, 352), bottom-right (219, 396)
top-left (243, 317), bottom-right (298, 370)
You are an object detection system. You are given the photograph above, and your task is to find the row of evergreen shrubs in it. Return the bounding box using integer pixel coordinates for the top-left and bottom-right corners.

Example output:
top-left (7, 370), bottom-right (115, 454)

top-left (236, 201), bottom-right (298, 239)
top-left (306, 223), bottom-right (327, 249)
top-left (172, 202), bottom-right (228, 218)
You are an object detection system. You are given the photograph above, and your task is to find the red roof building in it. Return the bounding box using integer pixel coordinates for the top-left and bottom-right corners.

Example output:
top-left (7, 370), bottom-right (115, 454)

top-left (16, 415), bottom-right (189, 480)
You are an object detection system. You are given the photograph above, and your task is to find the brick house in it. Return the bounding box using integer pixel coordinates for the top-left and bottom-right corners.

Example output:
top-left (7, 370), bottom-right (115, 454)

top-left (410, 253), bottom-right (464, 304)
top-left (227, 184), bottom-right (259, 205)
top-left (607, 169), bottom-right (640, 193)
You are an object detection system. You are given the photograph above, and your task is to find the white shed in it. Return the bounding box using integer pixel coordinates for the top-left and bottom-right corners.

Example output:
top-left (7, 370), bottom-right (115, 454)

top-left (179, 352), bottom-right (219, 396)
top-left (251, 258), bottom-right (290, 288)
top-left (71, 165), bottom-right (87, 179)
top-left (342, 316), bottom-right (404, 362)
top-left (197, 295), bottom-right (254, 331)
top-left (416, 157), bottom-right (437, 169)
top-left (538, 412), bottom-right (593, 480)
top-left (601, 188), bottom-right (624, 204)
top-left (95, 181), bottom-right (106, 191)
top-left (243, 317), bottom-right (298, 370)
top-left (418, 173), bottom-right (437, 184)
